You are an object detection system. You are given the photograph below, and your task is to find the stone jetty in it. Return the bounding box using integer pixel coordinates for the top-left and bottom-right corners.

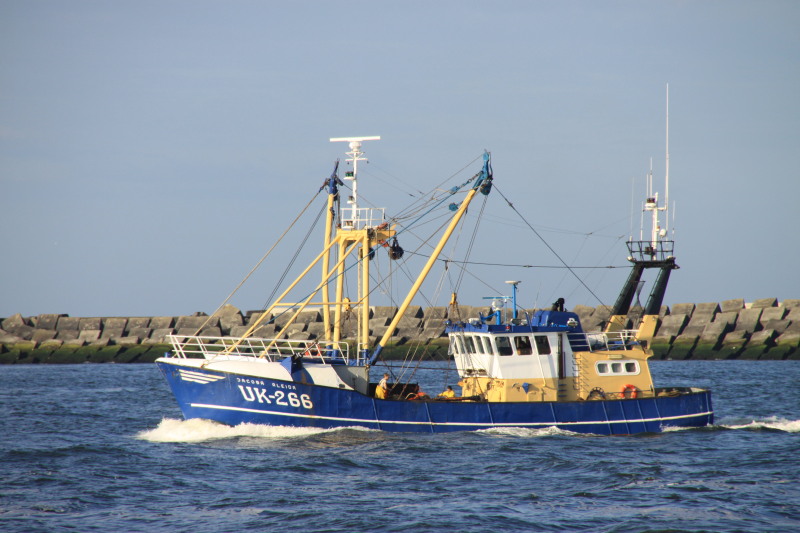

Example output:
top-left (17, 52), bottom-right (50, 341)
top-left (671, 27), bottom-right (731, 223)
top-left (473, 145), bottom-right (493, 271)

top-left (1, 298), bottom-right (799, 364)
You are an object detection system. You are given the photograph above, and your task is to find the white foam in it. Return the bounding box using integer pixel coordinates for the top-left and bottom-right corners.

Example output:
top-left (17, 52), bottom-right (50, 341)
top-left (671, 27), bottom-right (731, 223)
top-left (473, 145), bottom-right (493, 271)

top-left (136, 417), bottom-right (367, 443)
top-left (720, 416), bottom-right (800, 433)
top-left (477, 425), bottom-right (584, 438)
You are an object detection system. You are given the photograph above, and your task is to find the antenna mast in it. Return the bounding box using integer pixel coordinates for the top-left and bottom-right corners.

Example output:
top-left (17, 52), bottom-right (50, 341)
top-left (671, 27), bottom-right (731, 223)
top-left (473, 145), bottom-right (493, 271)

top-left (329, 136), bottom-right (380, 229)
top-left (665, 83), bottom-right (670, 234)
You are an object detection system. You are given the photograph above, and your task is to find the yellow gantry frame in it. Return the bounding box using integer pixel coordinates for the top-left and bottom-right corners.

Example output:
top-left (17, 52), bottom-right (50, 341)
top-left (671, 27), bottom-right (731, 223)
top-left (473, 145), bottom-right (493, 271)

top-left (224, 154), bottom-right (487, 359)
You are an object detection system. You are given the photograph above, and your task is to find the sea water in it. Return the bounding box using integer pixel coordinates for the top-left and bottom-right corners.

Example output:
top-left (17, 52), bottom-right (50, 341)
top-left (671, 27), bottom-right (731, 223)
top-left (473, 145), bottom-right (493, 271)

top-left (1, 360), bottom-right (798, 532)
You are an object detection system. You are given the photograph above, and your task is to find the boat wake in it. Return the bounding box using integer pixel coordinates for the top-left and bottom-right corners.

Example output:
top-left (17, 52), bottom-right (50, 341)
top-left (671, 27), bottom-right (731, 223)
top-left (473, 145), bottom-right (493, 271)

top-left (717, 416), bottom-right (800, 433)
top-left (136, 417), bottom-right (375, 443)
top-left (477, 426), bottom-right (587, 438)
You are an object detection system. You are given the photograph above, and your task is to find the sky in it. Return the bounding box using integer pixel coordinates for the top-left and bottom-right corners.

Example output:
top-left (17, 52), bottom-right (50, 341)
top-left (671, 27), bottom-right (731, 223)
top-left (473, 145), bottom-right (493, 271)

top-left (1, 1), bottom-right (799, 319)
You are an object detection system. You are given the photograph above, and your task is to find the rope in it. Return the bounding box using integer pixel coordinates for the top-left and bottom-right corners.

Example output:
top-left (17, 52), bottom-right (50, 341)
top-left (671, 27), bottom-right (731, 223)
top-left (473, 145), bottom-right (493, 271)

top-left (191, 189), bottom-right (323, 335)
top-left (493, 183), bottom-right (607, 307)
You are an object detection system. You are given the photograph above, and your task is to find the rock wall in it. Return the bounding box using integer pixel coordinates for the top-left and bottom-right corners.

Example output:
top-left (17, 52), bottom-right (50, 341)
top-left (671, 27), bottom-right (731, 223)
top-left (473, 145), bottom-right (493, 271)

top-left (2, 298), bottom-right (799, 363)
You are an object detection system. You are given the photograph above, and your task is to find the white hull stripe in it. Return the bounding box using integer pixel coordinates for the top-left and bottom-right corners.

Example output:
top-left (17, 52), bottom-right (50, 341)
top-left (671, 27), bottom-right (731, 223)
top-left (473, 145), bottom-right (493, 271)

top-left (189, 402), bottom-right (713, 428)
top-left (178, 369), bottom-right (226, 384)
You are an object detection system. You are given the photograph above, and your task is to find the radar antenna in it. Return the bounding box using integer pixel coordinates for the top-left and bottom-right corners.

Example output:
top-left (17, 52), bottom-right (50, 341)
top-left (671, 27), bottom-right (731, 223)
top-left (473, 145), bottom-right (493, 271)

top-left (329, 136), bottom-right (380, 229)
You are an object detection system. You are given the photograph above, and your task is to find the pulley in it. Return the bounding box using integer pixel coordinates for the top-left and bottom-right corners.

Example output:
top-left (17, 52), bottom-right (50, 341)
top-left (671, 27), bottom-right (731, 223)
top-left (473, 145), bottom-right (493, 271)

top-left (388, 238), bottom-right (404, 260)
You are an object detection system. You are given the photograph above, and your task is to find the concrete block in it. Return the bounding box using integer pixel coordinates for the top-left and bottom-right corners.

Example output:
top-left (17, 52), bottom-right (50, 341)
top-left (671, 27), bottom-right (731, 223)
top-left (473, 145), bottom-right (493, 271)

top-left (36, 314), bottom-right (65, 330)
top-left (251, 325), bottom-right (275, 338)
top-left (669, 334), bottom-right (698, 359)
top-left (229, 325), bottom-right (250, 337)
top-left (766, 344), bottom-right (798, 360)
top-left (305, 322), bottom-right (327, 336)
top-left (691, 343), bottom-right (719, 360)
top-left (782, 299), bottom-right (800, 309)
top-left (720, 299), bottom-right (745, 313)
top-left (369, 317), bottom-right (391, 328)
top-left (148, 329), bottom-right (174, 343)
top-left (175, 316), bottom-right (217, 330)
top-left (654, 314), bottom-right (688, 338)
top-left (787, 308), bottom-right (800, 323)
top-left (2, 314), bottom-right (29, 330)
top-left (738, 344), bottom-right (769, 360)
top-left (56, 330), bottom-right (80, 341)
top-left (0, 329), bottom-right (23, 343)
top-left (79, 330), bottom-right (101, 342)
top-left (101, 328), bottom-right (125, 339)
top-left (671, 303), bottom-right (696, 317)
top-left (90, 337), bottom-right (111, 347)
top-left (734, 308), bottom-right (762, 334)
top-left (296, 310), bottom-right (321, 324)
top-left (700, 321), bottom-right (733, 346)
top-left (681, 324), bottom-right (706, 338)
top-left (751, 297), bottom-right (778, 308)
top-left (219, 313), bottom-right (243, 332)
top-left (423, 307), bottom-right (448, 320)
top-left (126, 317), bottom-right (151, 330)
top-left (572, 305), bottom-right (594, 322)
top-left (406, 306), bottom-right (424, 319)
top-left (422, 325), bottom-right (446, 339)
top-left (761, 319), bottom-right (790, 334)
top-left (689, 302), bottom-right (719, 324)
top-left (713, 311), bottom-right (738, 327)
top-left (31, 329), bottom-right (57, 343)
top-left (128, 327), bottom-right (152, 340)
top-left (760, 307), bottom-right (787, 323)
top-left (245, 310), bottom-right (265, 322)
top-left (199, 327), bottom-right (222, 337)
top-left (56, 316), bottom-right (81, 331)
top-left (115, 336), bottom-right (140, 345)
top-left (218, 304), bottom-right (242, 317)
top-left (9, 325), bottom-right (35, 341)
top-left (592, 305), bottom-right (613, 322)
top-left (103, 317), bottom-right (128, 330)
top-left (394, 316), bottom-right (422, 330)
top-left (722, 329), bottom-right (748, 345)
top-left (372, 306), bottom-right (398, 319)
top-left (79, 317), bottom-right (102, 330)
top-left (63, 338), bottom-right (86, 347)
top-left (149, 317), bottom-right (174, 329)
top-left (736, 329), bottom-right (777, 359)
top-left (775, 325), bottom-right (800, 347)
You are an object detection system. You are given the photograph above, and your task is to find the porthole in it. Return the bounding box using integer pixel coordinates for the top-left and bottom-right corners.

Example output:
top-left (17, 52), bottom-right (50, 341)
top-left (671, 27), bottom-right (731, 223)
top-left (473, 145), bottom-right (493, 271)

top-left (595, 360), bottom-right (640, 376)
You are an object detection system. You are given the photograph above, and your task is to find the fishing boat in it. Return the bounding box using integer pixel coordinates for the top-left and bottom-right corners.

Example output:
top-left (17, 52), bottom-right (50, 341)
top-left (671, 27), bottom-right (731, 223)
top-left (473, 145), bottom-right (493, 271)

top-left (156, 130), bottom-right (713, 435)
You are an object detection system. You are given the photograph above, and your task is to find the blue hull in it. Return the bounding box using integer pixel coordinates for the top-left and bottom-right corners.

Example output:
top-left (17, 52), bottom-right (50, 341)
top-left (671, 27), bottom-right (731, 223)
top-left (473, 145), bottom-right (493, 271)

top-left (156, 361), bottom-right (713, 435)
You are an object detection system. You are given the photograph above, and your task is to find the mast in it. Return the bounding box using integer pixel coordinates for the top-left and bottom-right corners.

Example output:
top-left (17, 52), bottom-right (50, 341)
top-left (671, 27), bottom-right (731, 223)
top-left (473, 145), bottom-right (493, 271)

top-left (328, 136), bottom-right (394, 360)
top-left (606, 86), bottom-right (677, 335)
top-left (369, 151), bottom-right (493, 364)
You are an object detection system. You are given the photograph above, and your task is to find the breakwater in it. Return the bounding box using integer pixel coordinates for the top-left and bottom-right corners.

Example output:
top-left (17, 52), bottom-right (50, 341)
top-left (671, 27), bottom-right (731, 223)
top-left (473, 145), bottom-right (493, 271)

top-left (2, 298), bottom-right (799, 363)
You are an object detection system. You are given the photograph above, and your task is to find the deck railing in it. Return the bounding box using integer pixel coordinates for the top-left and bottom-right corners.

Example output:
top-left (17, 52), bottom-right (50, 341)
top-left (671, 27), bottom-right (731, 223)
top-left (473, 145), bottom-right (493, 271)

top-left (166, 335), bottom-right (352, 364)
top-left (567, 330), bottom-right (641, 352)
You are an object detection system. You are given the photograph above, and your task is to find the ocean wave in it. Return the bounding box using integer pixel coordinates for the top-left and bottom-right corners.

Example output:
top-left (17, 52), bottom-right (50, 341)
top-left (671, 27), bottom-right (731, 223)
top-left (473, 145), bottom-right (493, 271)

top-left (136, 418), bottom-right (374, 443)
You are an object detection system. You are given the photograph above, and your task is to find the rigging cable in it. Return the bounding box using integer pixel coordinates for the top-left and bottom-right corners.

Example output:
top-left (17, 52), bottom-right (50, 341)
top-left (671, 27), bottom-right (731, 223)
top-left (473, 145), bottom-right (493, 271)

top-left (493, 183), bottom-right (608, 307)
top-left (192, 189), bottom-right (323, 335)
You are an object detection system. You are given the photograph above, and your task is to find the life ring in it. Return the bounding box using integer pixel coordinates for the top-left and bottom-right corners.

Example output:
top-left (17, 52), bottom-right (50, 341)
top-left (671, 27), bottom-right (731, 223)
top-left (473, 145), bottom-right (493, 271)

top-left (620, 384), bottom-right (638, 399)
top-left (303, 344), bottom-right (322, 357)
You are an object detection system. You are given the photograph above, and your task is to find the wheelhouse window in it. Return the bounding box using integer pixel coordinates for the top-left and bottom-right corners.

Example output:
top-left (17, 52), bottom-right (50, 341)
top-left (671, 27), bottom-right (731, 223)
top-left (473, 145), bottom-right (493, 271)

top-left (596, 360), bottom-right (640, 376)
top-left (514, 335), bottom-right (533, 355)
top-left (534, 335), bottom-right (551, 355)
top-left (481, 336), bottom-right (494, 355)
top-left (465, 336), bottom-right (478, 354)
top-left (495, 336), bottom-right (513, 356)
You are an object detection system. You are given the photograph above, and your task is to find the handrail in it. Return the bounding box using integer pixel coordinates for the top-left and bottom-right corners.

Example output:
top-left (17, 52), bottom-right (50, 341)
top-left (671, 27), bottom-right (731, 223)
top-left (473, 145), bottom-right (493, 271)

top-left (166, 335), bottom-right (353, 363)
top-left (566, 330), bottom-right (641, 353)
